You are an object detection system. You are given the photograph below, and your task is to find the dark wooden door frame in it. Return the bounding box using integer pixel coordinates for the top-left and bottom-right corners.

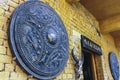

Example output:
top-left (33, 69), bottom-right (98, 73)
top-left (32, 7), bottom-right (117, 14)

top-left (82, 49), bottom-right (98, 80)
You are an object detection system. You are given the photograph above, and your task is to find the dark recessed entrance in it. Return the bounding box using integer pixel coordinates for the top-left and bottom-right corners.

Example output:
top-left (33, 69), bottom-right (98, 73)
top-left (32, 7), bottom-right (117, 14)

top-left (81, 35), bottom-right (102, 80)
top-left (83, 50), bottom-right (94, 80)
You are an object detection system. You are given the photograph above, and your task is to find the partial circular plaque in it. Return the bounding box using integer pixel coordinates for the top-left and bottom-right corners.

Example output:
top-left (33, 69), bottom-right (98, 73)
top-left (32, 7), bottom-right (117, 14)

top-left (109, 52), bottom-right (119, 80)
top-left (9, 1), bottom-right (69, 79)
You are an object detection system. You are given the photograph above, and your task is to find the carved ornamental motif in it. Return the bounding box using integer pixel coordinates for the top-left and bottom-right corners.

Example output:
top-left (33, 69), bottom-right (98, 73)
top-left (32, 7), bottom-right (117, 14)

top-left (9, 1), bottom-right (69, 79)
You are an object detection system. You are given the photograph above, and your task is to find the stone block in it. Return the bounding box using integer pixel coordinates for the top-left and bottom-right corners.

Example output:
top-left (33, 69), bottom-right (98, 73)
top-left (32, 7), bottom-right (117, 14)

top-left (0, 54), bottom-right (12, 63)
top-left (0, 63), bottom-right (4, 71)
top-left (7, 47), bottom-right (12, 56)
top-left (4, 40), bottom-right (8, 48)
top-left (0, 8), bottom-right (5, 16)
top-left (11, 0), bottom-right (19, 3)
top-left (0, 22), bottom-right (3, 30)
top-left (0, 30), bottom-right (7, 39)
top-left (5, 64), bottom-right (15, 72)
top-left (17, 73), bottom-right (27, 80)
top-left (0, 16), bottom-right (7, 22)
top-left (62, 74), bottom-right (67, 79)
top-left (0, 39), bottom-right (3, 45)
top-left (0, 46), bottom-right (6, 54)
top-left (28, 78), bottom-right (37, 80)
top-left (19, 0), bottom-right (24, 4)
top-left (67, 74), bottom-right (73, 78)
top-left (17, 73), bottom-right (28, 80)
top-left (0, 72), bottom-right (10, 80)
top-left (5, 11), bottom-right (12, 18)
top-left (15, 65), bottom-right (23, 73)
top-left (9, 0), bottom-right (18, 8)
top-left (56, 74), bottom-right (62, 79)
top-left (0, 0), bottom-right (9, 10)
top-left (9, 6), bottom-right (15, 12)
top-left (3, 23), bottom-right (8, 32)
top-left (10, 72), bottom-right (19, 80)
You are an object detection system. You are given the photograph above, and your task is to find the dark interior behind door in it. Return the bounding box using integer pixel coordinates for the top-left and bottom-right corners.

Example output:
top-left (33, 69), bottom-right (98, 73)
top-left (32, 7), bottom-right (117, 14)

top-left (83, 51), bottom-right (94, 80)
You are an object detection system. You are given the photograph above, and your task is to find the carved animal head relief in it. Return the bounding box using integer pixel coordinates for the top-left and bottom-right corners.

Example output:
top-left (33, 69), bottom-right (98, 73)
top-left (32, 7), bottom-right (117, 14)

top-left (72, 48), bottom-right (84, 79)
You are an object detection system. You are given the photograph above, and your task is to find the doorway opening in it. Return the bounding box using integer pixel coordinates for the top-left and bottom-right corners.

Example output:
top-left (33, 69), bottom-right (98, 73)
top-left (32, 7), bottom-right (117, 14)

top-left (82, 50), bottom-right (97, 80)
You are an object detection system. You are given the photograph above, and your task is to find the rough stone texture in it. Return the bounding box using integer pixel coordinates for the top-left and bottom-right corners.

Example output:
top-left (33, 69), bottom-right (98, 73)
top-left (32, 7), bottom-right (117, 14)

top-left (0, 0), bottom-right (10, 10)
top-left (0, 72), bottom-right (10, 80)
top-left (0, 46), bottom-right (6, 54)
top-left (0, 63), bottom-right (4, 71)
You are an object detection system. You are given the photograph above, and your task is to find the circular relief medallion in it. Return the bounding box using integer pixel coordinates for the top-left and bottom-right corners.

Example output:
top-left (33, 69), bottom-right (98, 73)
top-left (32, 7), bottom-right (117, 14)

top-left (9, 1), bottom-right (69, 79)
top-left (109, 52), bottom-right (119, 80)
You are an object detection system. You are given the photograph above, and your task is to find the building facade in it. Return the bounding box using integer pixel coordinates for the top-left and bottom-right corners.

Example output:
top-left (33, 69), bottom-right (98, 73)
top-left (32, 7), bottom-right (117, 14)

top-left (0, 0), bottom-right (119, 80)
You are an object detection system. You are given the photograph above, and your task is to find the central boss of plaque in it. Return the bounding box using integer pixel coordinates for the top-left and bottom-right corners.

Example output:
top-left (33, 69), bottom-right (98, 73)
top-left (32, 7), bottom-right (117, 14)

top-left (9, 1), bottom-right (69, 79)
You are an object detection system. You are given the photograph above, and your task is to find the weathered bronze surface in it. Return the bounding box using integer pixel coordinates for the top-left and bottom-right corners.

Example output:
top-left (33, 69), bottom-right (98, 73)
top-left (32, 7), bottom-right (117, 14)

top-left (9, 1), bottom-right (69, 79)
top-left (109, 52), bottom-right (119, 80)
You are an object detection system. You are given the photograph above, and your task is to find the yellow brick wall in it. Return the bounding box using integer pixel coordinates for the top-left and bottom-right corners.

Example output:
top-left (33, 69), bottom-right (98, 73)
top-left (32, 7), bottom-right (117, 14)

top-left (0, 0), bottom-right (118, 80)
top-left (101, 34), bottom-right (119, 80)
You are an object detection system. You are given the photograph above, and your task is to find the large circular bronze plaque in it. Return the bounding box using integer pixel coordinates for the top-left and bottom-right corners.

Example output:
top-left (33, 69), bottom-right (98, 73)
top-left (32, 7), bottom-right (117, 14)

top-left (9, 1), bottom-right (69, 79)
